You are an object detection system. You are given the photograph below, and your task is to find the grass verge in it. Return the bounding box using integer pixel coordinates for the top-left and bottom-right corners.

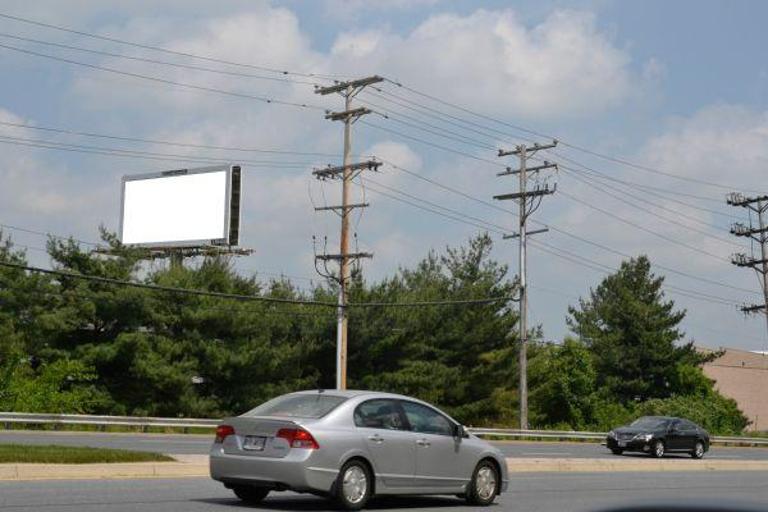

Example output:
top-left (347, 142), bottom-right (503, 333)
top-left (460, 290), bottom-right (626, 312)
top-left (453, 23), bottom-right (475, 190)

top-left (0, 444), bottom-right (174, 464)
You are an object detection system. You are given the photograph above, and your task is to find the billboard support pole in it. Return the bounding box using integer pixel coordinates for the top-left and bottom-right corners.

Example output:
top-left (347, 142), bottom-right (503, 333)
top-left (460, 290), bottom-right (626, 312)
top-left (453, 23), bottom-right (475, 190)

top-left (314, 76), bottom-right (383, 390)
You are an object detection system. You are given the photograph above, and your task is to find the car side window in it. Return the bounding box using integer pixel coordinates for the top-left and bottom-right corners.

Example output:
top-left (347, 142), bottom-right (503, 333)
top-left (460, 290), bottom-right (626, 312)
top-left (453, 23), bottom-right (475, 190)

top-left (679, 420), bottom-right (696, 430)
top-left (354, 399), bottom-right (407, 431)
top-left (400, 401), bottom-right (454, 436)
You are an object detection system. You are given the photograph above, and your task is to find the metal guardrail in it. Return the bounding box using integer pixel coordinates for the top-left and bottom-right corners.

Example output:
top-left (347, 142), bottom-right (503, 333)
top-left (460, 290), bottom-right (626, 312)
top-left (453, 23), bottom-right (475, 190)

top-left (0, 412), bottom-right (766, 446)
top-left (468, 427), bottom-right (768, 446)
top-left (0, 412), bottom-right (218, 430)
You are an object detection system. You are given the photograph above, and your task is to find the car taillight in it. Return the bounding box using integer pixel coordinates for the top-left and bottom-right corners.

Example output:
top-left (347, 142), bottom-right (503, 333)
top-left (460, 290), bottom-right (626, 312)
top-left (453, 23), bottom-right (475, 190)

top-left (215, 425), bottom-right (235, 444)
top-left (276, 427), bottom-right (319, 449)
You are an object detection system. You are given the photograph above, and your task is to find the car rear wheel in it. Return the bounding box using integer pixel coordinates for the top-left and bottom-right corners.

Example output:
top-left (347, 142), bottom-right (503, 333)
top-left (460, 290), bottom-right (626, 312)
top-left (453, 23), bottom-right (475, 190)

top-left (335, 459), bottom-right (372, 511)
top-left (232, 486), bottom-right (270, 504)
top-left (466, 460), bottom-right (499, 506)
top-left (651, 440), bottom-right (665, 458)
top-left (610, 448), bottom-right (623, 455)
top-left (691, 441), bottom-right (705, 459)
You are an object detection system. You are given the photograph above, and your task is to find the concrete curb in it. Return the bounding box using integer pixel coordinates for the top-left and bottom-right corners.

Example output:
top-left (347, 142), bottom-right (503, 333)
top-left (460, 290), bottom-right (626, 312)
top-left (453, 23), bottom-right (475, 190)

top-left (506, 457), bottom-right (768, 473)
top-left (2, 455), bottom-right (768, 481)
top-left (0, 455), bottom-right (208, 481)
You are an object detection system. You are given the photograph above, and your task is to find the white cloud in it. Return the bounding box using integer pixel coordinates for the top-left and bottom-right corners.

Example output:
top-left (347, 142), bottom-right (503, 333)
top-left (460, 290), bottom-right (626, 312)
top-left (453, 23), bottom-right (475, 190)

top-left (365, 140), bottom-right (421, 171)
top-left (330, 9), bottom-right (642, 119)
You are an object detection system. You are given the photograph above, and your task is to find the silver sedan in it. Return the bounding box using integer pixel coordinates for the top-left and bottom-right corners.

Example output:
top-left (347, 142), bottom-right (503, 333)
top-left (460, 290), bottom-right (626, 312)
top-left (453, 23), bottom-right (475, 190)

top-left (210, 390), bottom-right (508, 509)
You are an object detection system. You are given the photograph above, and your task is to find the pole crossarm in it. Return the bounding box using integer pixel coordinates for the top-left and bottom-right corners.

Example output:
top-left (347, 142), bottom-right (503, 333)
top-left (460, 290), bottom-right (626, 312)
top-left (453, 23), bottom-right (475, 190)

top-left (312, 160), bottom-right (382, 179)
top-left (503, 228), bottom-right (549, 240)
top-left (730, 222), bottom-right (768, 238)
top-left (314, 203), bottom-right (369, 212)
top-left (497, 161), bottom-right (556, 177)
top-left (731, 253), bottom-right (768, 269)
top-left (727, 193), bottom-right (768, 208)
top-left (315, 252), bottom-right (373, 262)
top-left (493, 184), bottom-right (556, 202)
top-left (498, 140), bottom-right (558, 157)
top-left (315, 75), bottom-right (384, 96)
top-left (325, 107), bottom-right (372, 122)
top-left (741, 304), bottom-right (767, 314)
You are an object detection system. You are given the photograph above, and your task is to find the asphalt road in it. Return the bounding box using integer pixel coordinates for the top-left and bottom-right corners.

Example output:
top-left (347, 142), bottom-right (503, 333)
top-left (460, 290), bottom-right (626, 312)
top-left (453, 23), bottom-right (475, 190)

top-left (2, 431), bottom-right (768, 460)
top-left (0, 471), bottom-right (766, 511)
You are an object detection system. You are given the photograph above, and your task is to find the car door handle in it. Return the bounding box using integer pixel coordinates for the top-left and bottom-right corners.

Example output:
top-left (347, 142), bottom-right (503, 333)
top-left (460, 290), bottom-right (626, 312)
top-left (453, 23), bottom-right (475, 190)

top-left (367, 434), bottom-right (384, 444)
top-left (416, 438), bottom-right (431, 447)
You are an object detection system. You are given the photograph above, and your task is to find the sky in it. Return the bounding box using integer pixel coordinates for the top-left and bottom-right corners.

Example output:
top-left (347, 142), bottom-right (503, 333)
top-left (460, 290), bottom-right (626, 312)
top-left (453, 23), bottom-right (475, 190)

top-left (1, 0), bottom-right (768, 351)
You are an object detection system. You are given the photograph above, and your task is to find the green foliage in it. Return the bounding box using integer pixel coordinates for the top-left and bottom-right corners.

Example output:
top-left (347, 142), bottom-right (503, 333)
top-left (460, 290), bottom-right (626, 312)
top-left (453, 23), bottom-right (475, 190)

top-left (567, 256), bottom-right (702, 403)
top-left (636, 393), bottom-right (748, 435)
top-left (0, 229), bottom-right (750, 434)
top-left (529, 338), bottom-right (596, 430)
top-left (0, 357), bottom-right (108, 413)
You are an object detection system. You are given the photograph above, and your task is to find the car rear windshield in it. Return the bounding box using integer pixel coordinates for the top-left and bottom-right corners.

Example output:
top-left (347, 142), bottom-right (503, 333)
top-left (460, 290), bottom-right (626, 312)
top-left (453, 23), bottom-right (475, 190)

top-left (243, 394), bottom-right (347, 419)
top-left (630, 417), bottom-right (670, 429)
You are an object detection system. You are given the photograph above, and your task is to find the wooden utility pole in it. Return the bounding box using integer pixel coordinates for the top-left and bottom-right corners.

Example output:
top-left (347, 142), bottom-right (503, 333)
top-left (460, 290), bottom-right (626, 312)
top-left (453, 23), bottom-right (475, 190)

top-left (495, 141), bottom-right (557, 429)
top-left (727, 193), bottom-right (768, 337)
top-left (314, 76), bottom-right (383, 390)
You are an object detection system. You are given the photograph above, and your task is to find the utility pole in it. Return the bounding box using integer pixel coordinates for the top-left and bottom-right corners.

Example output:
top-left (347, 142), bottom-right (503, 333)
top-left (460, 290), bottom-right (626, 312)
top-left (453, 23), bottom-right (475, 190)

top-left (495, 141), bottom-right (558, 429)
top-left (727, 192), bottom-right (768, 337)
top-left (314, 76), bottom-right (383, 390)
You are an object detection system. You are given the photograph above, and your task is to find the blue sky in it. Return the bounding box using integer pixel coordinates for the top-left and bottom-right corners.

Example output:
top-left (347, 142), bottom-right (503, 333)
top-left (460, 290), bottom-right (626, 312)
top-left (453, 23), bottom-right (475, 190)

top-left (1, 0), bottom-right (768, 351)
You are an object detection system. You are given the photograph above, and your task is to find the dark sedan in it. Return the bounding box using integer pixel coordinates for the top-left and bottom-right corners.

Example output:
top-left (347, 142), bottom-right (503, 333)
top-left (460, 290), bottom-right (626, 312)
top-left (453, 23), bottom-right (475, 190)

top-left (606, 416), bottom-right (710, 458)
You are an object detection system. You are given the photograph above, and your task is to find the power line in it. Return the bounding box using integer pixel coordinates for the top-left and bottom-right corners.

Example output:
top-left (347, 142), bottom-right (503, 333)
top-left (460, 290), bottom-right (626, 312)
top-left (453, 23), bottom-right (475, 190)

top-left (382, 77), bottom-right (756, 192)
top-left (0, 120), bottom-right (342, 158)
top-left (0, 222), bottom-right (100, 247)
top-left (377, 160), bottom-right (761, 297)
top-left (0, 12), bottom-right (343, 80)
top-left (0, 260), bottom-right (337, 307)
top-left (360, 120), bottom-right (505, 169)
top-left (0, 134), bottom-right (317, 168)
top-left (0, 31), bottom-right (318, 85)
top-left (0, 42), bottom-right (326, 111)
top-left (557, 188), bottom-right (727, 262)
top-left (550, 151), bottom-right (738, 211)
top-left (560, 169), bottom-right (740, 248)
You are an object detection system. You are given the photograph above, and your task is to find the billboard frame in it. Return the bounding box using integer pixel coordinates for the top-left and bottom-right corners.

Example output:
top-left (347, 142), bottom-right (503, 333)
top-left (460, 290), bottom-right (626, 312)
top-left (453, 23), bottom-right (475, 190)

top-left (119, 164), bottom-right (241, 249)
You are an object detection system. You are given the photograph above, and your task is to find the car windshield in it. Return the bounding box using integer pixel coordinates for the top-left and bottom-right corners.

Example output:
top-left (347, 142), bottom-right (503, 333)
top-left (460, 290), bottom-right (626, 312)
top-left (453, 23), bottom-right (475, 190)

top-left (629, 417), bottom-right (671, 430)
top-left (243, 393), bottom-right (347, 419)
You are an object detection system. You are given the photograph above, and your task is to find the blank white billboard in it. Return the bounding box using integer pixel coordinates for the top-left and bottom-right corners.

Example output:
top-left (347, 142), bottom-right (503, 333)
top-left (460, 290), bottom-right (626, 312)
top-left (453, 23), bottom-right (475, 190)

top-left (120, 165), bottom-right (241, 247)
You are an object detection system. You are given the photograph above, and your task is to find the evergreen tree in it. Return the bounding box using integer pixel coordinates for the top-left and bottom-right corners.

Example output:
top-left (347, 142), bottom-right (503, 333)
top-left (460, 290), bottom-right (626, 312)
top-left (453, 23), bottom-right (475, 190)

top-left (567, 255), bottom-right (701, 403)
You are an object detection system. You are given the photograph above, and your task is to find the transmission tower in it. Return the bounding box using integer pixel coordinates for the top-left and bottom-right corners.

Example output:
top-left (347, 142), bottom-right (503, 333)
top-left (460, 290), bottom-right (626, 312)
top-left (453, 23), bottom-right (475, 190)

top-left (495, 140), bottom-right (558, 430)
top-left (313, 75), bottom-right (383, 390)
top-left (727, 192), bottom-right (768, 336)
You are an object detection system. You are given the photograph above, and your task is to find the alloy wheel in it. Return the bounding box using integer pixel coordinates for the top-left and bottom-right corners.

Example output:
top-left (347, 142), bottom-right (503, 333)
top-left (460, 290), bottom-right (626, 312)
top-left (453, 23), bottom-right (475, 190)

top-left (342, 465), bottom-right (368, 505)
top-left (475, 466), bottom-right (497, 501)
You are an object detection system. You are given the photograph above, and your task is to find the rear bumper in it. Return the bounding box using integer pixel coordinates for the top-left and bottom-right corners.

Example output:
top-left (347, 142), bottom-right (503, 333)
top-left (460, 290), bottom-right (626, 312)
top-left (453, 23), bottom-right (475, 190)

top-left (209, 445), bottom-right (337, 493)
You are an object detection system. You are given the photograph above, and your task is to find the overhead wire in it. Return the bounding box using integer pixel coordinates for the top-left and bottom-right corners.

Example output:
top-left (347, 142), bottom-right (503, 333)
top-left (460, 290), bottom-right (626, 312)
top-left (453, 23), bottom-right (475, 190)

top-left (0, 120), bottom-right (342, 158)
top-left (382, 77), bottom-right (757, 193)
top-left (0, 12), bottom-right (343, 80)
top-left (0, 31), bottom-right (319, 85)
top-left (0, 42), bottom-right (326, 111)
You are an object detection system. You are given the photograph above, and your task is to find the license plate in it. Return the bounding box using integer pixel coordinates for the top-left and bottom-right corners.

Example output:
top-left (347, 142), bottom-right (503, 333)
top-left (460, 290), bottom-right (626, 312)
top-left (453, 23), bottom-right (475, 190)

top-left (243, 435), bottom-right (266, 451)
top-left (618, 441), bottom-right (627, 447)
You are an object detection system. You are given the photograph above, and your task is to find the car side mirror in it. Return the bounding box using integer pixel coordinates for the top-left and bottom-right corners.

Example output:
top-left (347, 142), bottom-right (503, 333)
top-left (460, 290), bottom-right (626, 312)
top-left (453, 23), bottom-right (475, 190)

top-left (453, 424), bottom-right (468, 439)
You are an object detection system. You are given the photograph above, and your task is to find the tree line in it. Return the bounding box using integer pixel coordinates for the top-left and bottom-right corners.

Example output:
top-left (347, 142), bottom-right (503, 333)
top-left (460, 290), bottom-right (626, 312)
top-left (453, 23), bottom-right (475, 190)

top-left (0, 230), bottom-right (748, 434)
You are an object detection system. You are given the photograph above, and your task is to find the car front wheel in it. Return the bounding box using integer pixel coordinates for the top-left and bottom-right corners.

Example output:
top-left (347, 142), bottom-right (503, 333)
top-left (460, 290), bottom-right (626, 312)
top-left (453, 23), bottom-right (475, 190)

top-left (691, 441), bottom-right (705, 459)
top-left (466, 460), bottom-right (499, 506)
top-left (651, 440), bottom-right (665, 458)
top-left (335, 459), bottom-right (372, 511)
top-left (232, 486), bottom-right (269, 504)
